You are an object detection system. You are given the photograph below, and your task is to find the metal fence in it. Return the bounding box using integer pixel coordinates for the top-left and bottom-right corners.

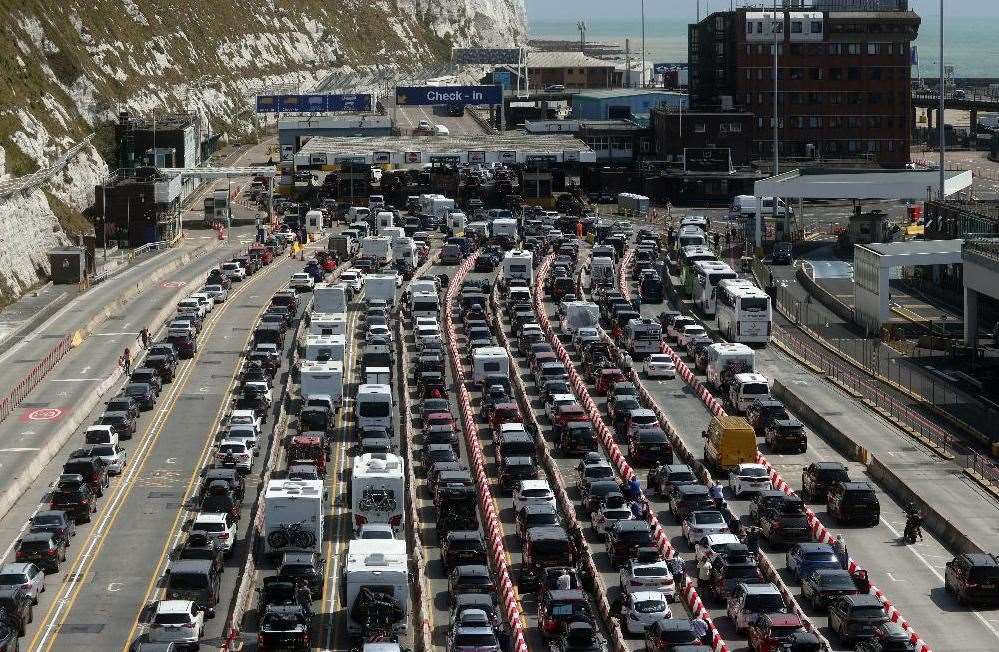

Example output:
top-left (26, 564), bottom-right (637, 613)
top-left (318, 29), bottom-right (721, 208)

top-left (966, 452), bottom-right (999, 489)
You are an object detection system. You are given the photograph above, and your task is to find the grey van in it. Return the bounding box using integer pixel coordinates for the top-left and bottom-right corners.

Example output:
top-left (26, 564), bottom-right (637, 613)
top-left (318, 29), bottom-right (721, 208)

top-left (165, 559), bottom-right (221, 607)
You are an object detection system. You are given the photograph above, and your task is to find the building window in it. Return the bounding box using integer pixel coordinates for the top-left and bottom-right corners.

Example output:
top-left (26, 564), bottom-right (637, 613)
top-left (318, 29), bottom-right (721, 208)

top-left (810, 68), bottom-right (822, 81)
top-left (790, 44), bottom-right (803, 56)
top-left (829, 68), bottom-right (843, 81)
top-left (695, 123), bottom-right (707, 133)
top-left (757, 117), bottom-right (765, 128)
top-left (847, 43), bottom-right (860, 55)
top-left (746, 44), bottom-right (752, 55)
top-left (869, 92), bottom-right (882, 104)
top-left (828, 43), bottom-right (840, 56)
top-left (746, 93), bottom-right (753, 105)
top-left (810, 116), bottom-right (821, 128)
top-left (729, 122), bottom-right (742, 133)
top-left (848, 67), bottom-right (860, 80)
top-left (790, 68), bottom-right (803, 80)
top-left (867, 43), bottom-right (881, 55)
top-left (791, 21), bottom-right (803, 34)
top-left (870, 67), bottom-right (882, 80)
top-left (746, 69), bottom-right (752, 80)
top-left (757, 21), bottom-right (763, 34)
top-left (758, 93), bottom-right (765, 104)
top-left (716, 43), bottom-right (725, 55)
top-left (808, 92), bottom-right (822, 105)
top-left (810, 21), bottom-right (822, 34)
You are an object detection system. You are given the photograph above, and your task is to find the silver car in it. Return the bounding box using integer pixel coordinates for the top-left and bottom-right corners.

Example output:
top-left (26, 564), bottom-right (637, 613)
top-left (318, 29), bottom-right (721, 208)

top-left (0, 562), bottom-right (45, 603)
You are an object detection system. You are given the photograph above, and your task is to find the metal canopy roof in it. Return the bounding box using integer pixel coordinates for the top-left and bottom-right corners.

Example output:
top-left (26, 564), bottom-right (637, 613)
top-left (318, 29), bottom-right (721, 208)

top-left (159, 167), bottom-right (276, 179)
top-left (754, 168), bottom-right (973, 200)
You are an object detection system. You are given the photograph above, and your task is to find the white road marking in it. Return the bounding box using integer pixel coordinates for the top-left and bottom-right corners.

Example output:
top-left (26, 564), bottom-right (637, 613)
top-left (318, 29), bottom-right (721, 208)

top-left (50, 378), bottom-right (101, 382)
top-left (879, 516), bottom-right (999, 640)
top-left (0, 447), bottom-right (41, 452)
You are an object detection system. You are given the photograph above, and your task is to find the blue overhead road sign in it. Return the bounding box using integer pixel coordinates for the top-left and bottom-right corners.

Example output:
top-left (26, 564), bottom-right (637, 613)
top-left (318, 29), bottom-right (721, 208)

top-left (395, 85), bottom-right (502, 107)
top-left (255, 93), bottom-right (373, 113)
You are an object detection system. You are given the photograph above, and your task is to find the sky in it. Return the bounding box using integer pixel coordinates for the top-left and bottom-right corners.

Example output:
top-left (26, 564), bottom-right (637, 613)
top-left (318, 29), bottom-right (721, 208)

top-left (525, 0), bottom-right (999, 23)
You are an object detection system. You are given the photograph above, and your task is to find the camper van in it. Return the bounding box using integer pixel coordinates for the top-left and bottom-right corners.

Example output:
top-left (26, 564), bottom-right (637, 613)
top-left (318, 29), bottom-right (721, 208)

top-left (376, 211), bottom-right (394, 231)
top-left (304, 334), bottom-right (346, 363)
top-left (730, 195), bottom-right (793, 219)
top-left (501, 250), bottom-right (534, 285)
top-left (447, 210), bottom-right (467, 236)
top-left (345, 539), bottom-right (409, 636)
top-left (263, 479), bottom-right (324, 557)
top-left (589, 257), bottom-right (616, 288)
top-left (361, 236), bottom-right (393, 267)
top-left (351, 453), bottom-right (405, 534)
top-left (472, 347), bottom-right (511, 383)
top-left (356, 384), bottom-right (393, 433)
top-left (705, 343), bottom-right (756, 391)
top-left (300, 360), bottom-right (344, 409)
top-left (313, 283), bottom-right (348, 314)
top-left (309, 312), bottom-right (347, 337)
top-left (562, 302), bottom-right (601, 334)
top-left (305, 210), bottom-right (325, 236)
top-left (363, 274), bottom-right (398, 304)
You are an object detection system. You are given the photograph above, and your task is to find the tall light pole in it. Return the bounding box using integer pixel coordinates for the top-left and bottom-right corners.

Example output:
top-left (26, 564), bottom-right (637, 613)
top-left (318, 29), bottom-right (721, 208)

top-left (938, 0), bottom-right (945, 200)
top-left (641, 0), bottom-right (647, 88)
top-left (773, 0), bottom-right (780, 176)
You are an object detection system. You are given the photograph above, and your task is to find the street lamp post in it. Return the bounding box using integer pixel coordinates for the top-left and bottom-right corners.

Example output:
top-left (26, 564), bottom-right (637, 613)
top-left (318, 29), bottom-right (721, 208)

top-left (641, 0), bottom-right (647, 88)
top-left (938, 0), bottom-right (945, 200)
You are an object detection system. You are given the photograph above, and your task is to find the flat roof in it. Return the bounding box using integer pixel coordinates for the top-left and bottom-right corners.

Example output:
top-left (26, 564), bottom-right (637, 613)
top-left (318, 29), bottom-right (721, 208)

top-left (574, 89), bottom-right (687, 101)
top-left (526, 51), bottom-right (616, 69)
top-left (294, 132), bottom-right (596, 166)
top-left (755, 168), bottom-right (973, 200)
top-left (861, 239), bottom-right (963, 257)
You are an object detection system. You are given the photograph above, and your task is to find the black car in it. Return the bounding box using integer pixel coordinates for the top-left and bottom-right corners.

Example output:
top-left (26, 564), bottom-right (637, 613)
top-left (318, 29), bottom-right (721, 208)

top-left (256, 575), bottom-right (312, 624)
top-left (448, 565), bottom-right (496, 604)
top-left (278, 552), bottom-right (325, 598)
top-left (606, 521), bottom-right (654, 568)
top-left (442, 531), bottom-right (488, 571)
top-left (828, 594), bottom-right (890, 643)
top-left (258, 604), bottom-right (311, 650)
top-left (771, 242), bottom-right (793, 265)
top-left (0, 616), bottom-right (18, 651)
top-left (29, 509), bottom-right (76, 541)
top-left (49, 485), bottom-right (96, 523)
top-left (801, 462), bottom-right (851, 502)
top-left (174, 533), bottom-right (225, 574)
top-left (62, 458), bottom-right (110, 496)
top-left (760, 496), bottom-right (812, 545)
top-left (98, 410), bottom-right (136, 439)
top-left (764, 418), bottom-right (807, 454)
top-left (826, 482), bottom-right (880, 526)
top-left (14, 532), bottom-right (66, 572)
top-left (627, 427), bottom-right (673, 466)
top-left (124, 382), bottom-right (156, 410)
top-left (800, 569), bottom-right (859, 610)
top-left (130, 368), bottom-right (163, 395)
top-left (668, 484), bottom-right (714, 521)
top-left (148, 342), bottom-right (179, 365)
top-left (105, 395), bottom-right (140, 420)
top-left (558, 422), bottom-right (597, 455)
top-left (945, 553), bottom-right (999, 606)
top-left (499, 456), bottom-right (539, 493)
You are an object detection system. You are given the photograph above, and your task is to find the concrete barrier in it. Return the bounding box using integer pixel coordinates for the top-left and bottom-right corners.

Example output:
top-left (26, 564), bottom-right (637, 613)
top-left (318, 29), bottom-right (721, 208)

top-left (771, 380), bottom-right (867, 462)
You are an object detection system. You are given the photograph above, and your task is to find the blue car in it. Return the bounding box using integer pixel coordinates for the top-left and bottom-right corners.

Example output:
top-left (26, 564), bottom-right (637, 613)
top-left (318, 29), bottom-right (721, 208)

top-left (786, 542), bottom-right (841, 582)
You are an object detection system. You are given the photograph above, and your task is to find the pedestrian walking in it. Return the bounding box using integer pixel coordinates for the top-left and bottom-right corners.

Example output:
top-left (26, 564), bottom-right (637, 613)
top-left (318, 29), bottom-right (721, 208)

top-left (697, 557), bottom-right (712, 583)
top-left (833, 535), bottom-right (849, 570)
top-left (140, 328), bottom-right (150, 349)
top-left (121, 348), bottom-right (131, 375)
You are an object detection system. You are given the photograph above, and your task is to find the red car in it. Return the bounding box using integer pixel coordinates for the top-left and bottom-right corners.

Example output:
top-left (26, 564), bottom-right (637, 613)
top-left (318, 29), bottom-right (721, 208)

top-left (490, 403), bottom-right (523, 431)
top-left (552, 404), bottom-right (590, 435)
top-left (423, 412), bottom-right (455, 430)
top-left (748, 613), bottom-right (806, 652)
top-left (595, 368), bottom-right (626, 395)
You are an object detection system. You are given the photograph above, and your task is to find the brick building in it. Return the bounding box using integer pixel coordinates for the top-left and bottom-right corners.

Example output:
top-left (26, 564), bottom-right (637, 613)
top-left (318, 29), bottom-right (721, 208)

top-left (650, 108), bottom-right (754, 165)
top-left (688, 3), bottom-right (920, 165)
top-left (525, 51), bottom-right (616, 90)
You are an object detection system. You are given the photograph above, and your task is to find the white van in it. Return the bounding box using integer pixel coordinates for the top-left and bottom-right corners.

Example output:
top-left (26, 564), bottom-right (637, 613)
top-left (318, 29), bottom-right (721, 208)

top-left (314, 283), bottom-right (348, 314)
top-left (263, 479), bottom-right (324, 557)
top-left (730, 195), bottom-right (793, 219)
top-left (728, 372), bottom-right (772, 414)
top-left (472, 346), bottom-right (511, 382)
top-left (433, 124), bottom-right (450, 136)
top-left (300, 360), bottom-right (344, 409)
top-left (356, 384), bottom-right (393, 433)
top-left (305, 209), bottom-right (325, 235)
top-left (501, 250), bottom-right (534, 285)
top-left (410, 292), bottom-right (440, 320)
top-left (705, 343), bottom-right (756, 391)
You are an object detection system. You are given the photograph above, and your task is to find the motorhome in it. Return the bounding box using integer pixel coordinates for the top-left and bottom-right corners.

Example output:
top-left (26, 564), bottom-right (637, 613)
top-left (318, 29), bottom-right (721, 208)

top-left (363, 274), bottom-right (398, 304)
top-left (618, 192), bottom-right (650, 217)
top-left (304, 334), bottom-right (346, 363)
top-left (472, 346), bottom-right (511, 383)
top-left (562, 302), bottom-right (601, 334)
top-left (356, 384), bottom-right (393, 433)
top-left (491, 218), bottom-right (518, 241)
top-left (501, 250), bottom-right (534, 285)
top-left (305, 210), bottom-right (325, 236)
top-left (263, 479), bottom-right (324, 557)
top-left (351, 453), bottom-right (405, 534)
top-left (309, 312), bottom-right (347, 337)
top-left (376, 211), bottom-right (394, 231)
top-left (704, 343), bottom-right (756, 391)
top-left (622, 318), bottom-right (663, 357)
top-left (447, 210), bottom-right (466, 236)
top-left (410, 292), bottom-right (440, 320)
top-left (589, 257), bottom-right (616, 288)
top-left (345, 539), bottom-right (409, 637)
top-left (392, 238), bottom-right (417, 269)
top-left (300, 360), bottom-right (344, 409)
top-left (313, 283), bottom-right (348, 314)
top-left (361, 236), bottom-right (393, 267)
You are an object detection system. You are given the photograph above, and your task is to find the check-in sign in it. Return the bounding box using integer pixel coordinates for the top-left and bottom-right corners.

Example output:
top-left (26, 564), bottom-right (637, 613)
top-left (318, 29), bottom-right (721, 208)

top-left (395, 85), bottom-right (502, 107)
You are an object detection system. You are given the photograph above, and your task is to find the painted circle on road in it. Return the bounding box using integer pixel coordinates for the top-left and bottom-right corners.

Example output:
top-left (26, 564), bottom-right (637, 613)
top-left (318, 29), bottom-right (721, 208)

top-left (161, 281), bottom-right (187, 288)
top-left (23, 408), bottom-right (63, 421)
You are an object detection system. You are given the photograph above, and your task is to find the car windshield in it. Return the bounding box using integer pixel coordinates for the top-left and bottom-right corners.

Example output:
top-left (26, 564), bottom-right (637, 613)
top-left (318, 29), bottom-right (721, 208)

top-left (90, 446), bottom-right (116, 457)
top-left (219, 444), bottom-right (245, 454)
top-left (694, 512), bottom-right (724, 525)
top-left (458, 575), bottom-right (493, 587)
top-left (454, 633), bottom-right (498, 647)
top-left (746, 594), bottom-right (786, 612)
top-left (359, 402), bottom-right (391, 418)
top-left (20, 541), bottom-right (51, 551)
top-left (263, 613), bottom-right (304, 631)
top-left (0, 574), bottom-right (27, 584)
top-left (739, 467), bottom-right (768, 478)
top-left (521, 489), bottom-right (551, 498)
top-left (635, 599), bottom-right (667, 614)
top-left (527, 514), bottom-right (558, 527)
top-left (193, 521), bottom-right (225, 533)
top-left (32, 515), bottom-right (62, 527)
top-left (634, 566), bottom-right (668, 577)
top-left (620, 530), bottom-right (653, 546)
top-left (168, 572), bottom-right (209, 589)
top-left (670, 471), bottom-right (696, 483)
top-left (818, 468), bottom-right (850, 482)
top-left (816, 573), bottom-right (856, 590)
top-left (585, 467), bottom-right (613, 480)
top-left (725, 565), bottom-right (760, 579)
top-left (154, 613), bottom-right (192, 625)
top-left (852, 606), bottom-right (888, 619)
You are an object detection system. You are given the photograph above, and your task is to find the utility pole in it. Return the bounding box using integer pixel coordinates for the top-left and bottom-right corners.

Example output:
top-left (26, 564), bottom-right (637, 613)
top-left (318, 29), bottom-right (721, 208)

top-left (577, 21), bottom-right (586, 52)
top-left (938, 0), bottom-right (945, 201)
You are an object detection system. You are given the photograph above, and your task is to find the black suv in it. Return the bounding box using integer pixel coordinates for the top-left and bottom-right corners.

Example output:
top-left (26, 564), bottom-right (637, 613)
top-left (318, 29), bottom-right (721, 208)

top-left (62, 458), bottom-right (110, 497)
top-left (945, 553), bottom-right (999, 606)
top-left (606, 521), bottom-right (654, 568)
top-left (801, 462), bottom-right (850, 502)
top-left (668, 484), bottom-right (714, 522)
top-left (278, 552), bottom-right (325, 598)
top-left (745, 399), bottom-right (790, 436)
top-left (97, 410), bottom-right (136, 439)
top-left (15, 531), bottom-right (67, 572)
top-left (442, 531), bottom-right (488, 571)
top-left (499, 456), bottom-right (539, 493)
top-left (760, 496), bottom-right (812, 546)
top-left (828, 594), bottom-right (890, 643)
top-left (827, 482), bottom-right (880, 526)
top-left (49, 483), bottom-right (97, 523)
top-left (0, 587), bottom-right (32, 636)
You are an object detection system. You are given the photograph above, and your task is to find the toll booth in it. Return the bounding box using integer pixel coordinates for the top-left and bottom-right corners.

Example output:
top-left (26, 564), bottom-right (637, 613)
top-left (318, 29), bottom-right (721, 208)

top-left (521, 155), bottom-right (556, 207)
top-left (48, 247), bottom-right (90, 284)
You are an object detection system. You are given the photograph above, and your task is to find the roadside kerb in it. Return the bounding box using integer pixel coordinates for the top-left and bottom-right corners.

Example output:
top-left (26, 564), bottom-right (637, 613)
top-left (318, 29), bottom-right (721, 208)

top-left (648, 252), bottom-right (934, 652)
top-left (444, 254), bottom-right (529, 652)
top-left (0, 239), bottom-right (221, 427)
top-left (488, 286), bottom-right (628, 652)
top-left (535, 253), bottom-right (731, 652)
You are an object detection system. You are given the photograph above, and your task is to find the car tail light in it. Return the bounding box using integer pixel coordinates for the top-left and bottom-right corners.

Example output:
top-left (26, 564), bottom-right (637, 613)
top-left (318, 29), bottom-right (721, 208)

top-left (81, 499), bottom-right (90, 505)
top-left (218, 532), bottom-right (230, 540)
top-left (389, 515), bottom-right (402, 527)
top-left (181, 622), bottom-right (195, 629)
top-left (631, 580), bottom-right (643, 586)
top-left (47, 549), bottom-right (58, 556)
top-left (543, 618), bottom-right (558, 633)
top-left (355, 514), bottom-right (367, 527)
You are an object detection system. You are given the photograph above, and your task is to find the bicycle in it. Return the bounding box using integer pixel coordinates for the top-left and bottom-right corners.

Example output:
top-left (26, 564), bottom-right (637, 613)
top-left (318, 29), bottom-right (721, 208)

top-left (267, 520), bottom-right (316, 549)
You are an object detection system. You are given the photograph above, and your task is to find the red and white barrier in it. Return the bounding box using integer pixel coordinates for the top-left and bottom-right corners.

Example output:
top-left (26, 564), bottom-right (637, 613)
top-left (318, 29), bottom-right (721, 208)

top-left (621, 245), bottom-right (934, 652)
top-left (534, 253), bottom-right (730, 652)
top-left (444, 254), bottom-right (529, 652)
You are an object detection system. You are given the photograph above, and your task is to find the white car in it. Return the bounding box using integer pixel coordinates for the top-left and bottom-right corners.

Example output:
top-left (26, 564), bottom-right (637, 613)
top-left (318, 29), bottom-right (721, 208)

top-left (433, 124), bottom-right (450, 136)
top-left (728, 463), bottom-right (773, 497)
top-left (644, 354), bottom-right (676, 379)
top-left (201, 284), bottom-right (229, 303)
top-left (86, 444), bottom-right (127, 475)
top-left (224, 425), bottom-right (259, 455)
top-left (415, 316), bottom-right (438, 329)
top-left (191, 293), bottom-right (215, 313)
top-left (694, 533), bottom-right (742, 564)
top-left (667, 316), bottom-right (697, 342)
top-left (512, 480), bottom-right (557, 514)
top-left (340, 271), bottom-right (363, 293)
top-left (545, 394), bottom-right (579, 422)
top-left (215, 439), bottom-right (252, 472)
top-left (591, 504), bottom-right (635, 538)
top-left (621, 590), bottom-right (672, 635)
top-left (619, 559), bottom-right (676, 598)
top-left (229, 409), bottom-right (262, 435)
top-left (167, 319), bottom-right (196, 338)
top-left (357, 524), bottom-right (396, 539)
top-left (221, 262), bottom-right (246, 281)
top-left (290, 272), bottom-right (315, 292)
top-left (681, 510), bottom-right (729, 547)
top-left (0, 562), bottom-right (45, 603)
top-left (676, 324), bottom-right (707, 348)
top-left (572, 326), bottom-right (600, 344)
top-left (191, 512), bottom-right (237, 555)
top-left (177, 298), bottom-right (207, 319)
top-left (368, 324), bottom-right (392, 340)
top-left (147, 600), bottom-right (205, 646)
